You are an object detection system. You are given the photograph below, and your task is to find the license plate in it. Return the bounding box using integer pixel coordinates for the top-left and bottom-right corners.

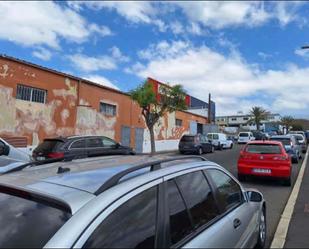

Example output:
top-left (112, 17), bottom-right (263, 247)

top-left (36, 156), bottom-right (46, 161)
top-left (252, 168), bottom-right (271, 174)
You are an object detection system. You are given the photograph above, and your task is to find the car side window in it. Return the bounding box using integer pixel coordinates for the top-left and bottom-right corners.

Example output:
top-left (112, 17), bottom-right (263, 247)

top-left (70, 139), bottom-right (86, 149)
top-left (206, 169), bottom-right (244, 212)
top-left (167, 180), bottom-right (193, 246)
top-left (175, 171), bottom-right (220, 231)
top-left (102, 137), bottom-right (116, 147)
top-left (213, 134), bottom-right (219, 140)
top-left (83, 186), bottom-right (157, 248)
top-left (87, 138), bottom-right (104, 148)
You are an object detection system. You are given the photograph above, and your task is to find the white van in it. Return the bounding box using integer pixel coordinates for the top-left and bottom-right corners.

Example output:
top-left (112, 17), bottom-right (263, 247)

top-left (207, 133), bottom-right (233, 150)
top-left (237, 132), bottom-right (255, 144)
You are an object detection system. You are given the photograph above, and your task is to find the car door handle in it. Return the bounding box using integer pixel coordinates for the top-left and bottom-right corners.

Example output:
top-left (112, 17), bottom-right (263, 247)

top-left (233, 218), bottom-right (241, 229)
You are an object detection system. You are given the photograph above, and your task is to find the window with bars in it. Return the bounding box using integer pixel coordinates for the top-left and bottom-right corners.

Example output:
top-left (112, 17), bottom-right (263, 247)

top-left (100, 102), bottom-right (117, 116)
top-left (16, 84), bottom-right (47, 104)
top-left (175, 118), bottom-right (183, 127)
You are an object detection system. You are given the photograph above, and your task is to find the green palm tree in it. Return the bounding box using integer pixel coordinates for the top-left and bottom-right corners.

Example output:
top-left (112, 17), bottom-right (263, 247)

top-left (248, 106), bottom-right (270, 131)
top-left (280, 115), bottom-right (294, 133)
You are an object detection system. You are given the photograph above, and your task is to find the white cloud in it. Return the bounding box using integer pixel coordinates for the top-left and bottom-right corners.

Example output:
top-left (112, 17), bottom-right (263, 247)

top-left (109, 46), bottom-right (130, 62)
top-left (258, 52), bottom-right (273, 60)
top-left (170, 21), bottom-right (184, 35)
top-left (0, 1), bottom-right (112, 49)
top-left (295, 48), bottom-right (309, 59)
top-left (68, 47), bottom-right (129, 72)
top-left (32, 47), bottom-right (52, 61)
top-left (127, 40), bottom-right (309, 117)
top-left (68, 54), bottom-right (116, 72)
top-left (83, 75), bottom-right (119, 90)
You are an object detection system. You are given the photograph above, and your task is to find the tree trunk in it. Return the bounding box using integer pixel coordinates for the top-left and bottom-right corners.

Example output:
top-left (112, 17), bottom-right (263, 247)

top-left (149, 126), bottom-right (156, 155)
top-left (256, 118), bottom-right (260, 131)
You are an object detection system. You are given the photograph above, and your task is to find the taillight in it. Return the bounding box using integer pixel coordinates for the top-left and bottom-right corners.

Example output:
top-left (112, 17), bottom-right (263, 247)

top-left (273, 155), bottom-right (289, 161)
top-left (48, 152), bottom-right (64, 158)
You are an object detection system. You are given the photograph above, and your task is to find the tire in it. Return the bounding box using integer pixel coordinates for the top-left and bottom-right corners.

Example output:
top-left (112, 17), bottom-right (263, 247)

top-left (230, 143), bottom-right (233, 149)
top-left (255, 208), bottom-right (266, 249)
top-left (179, 150), bottom-right (184, 155)
top-left (211, 145), bottom-right (215, 153)
top-left (218, 143), bottom-right (223, 151)
top-left (283, 177), bottom-right (291, 186)
top-left (292, 156), bottom-right (299, 164)
top-left (238, 173), bottom-right (246, 182)
top-left (197, 147), bottom-right (203, 155)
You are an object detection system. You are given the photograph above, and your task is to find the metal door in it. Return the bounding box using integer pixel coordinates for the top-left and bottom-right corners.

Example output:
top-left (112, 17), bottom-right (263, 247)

top-left (121, 126), bottom-right (131, 147)
top-left (135, 128), bottom-right (144, 153)
top-left (190, 121), bottom-right (197, 135)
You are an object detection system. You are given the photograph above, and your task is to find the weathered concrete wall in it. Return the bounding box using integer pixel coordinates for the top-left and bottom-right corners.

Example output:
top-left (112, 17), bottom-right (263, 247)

top-left (0, 56), bottom-right (208, 152)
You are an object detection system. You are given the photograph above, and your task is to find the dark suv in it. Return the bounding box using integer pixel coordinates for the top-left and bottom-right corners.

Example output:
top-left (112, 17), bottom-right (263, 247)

top-left (179, 134), bottom-right (214, 155)
top-left (32, 135), bottom-right (135, 161)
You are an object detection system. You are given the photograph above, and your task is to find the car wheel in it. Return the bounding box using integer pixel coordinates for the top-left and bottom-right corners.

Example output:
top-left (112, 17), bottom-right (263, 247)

top-left (238, 173), bottom-right (246, 182)
top-left (197, 147), bottom-right (203, 155)
top-left (211, 145), bottom-right (215, 153)
top-left (255, 208), bottom-right (266, 249)
top-left (292, 156), bottom-right (299, 164)
top-left (179, 150), bottom-right (184, 155)
top-left (230, 143), bottom-right (233, 149)
top-left (283, 177), bottom-right (291, 186)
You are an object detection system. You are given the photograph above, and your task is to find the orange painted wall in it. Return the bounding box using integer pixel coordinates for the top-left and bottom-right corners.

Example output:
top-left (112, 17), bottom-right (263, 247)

top-left (0, 56), bottom-right (208, 150)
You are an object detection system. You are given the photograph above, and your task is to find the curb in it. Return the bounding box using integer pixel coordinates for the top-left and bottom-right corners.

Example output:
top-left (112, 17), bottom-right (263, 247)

top-left (270, 149), bottom-right (309, 248)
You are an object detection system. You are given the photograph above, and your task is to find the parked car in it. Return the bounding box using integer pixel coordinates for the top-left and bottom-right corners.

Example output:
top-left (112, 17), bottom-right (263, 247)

top-left (32, 135), bottom-right (135, 161)
top-left (252, 131), bottom-right (268, 140)
top-left (269, 135), bottom-right (302, 163)
top-left (293, 134), bottom-right (307, 153)
top-left (237, 132), bottom-right (255, 144)
top-left (179, 134), bottom-right (214, 154)
top-left (237, 141), bottom-right (292, 186)
top-left (305, 131), bottom-right (309, 144)
top-left (207, 133), bottom-right (233, 150)
top-left (289, 130), bottom-right (306, 138)
top-left (0, 138), bottom-right (31, 162)
top-left (0, 155), bottom-right (266, 248)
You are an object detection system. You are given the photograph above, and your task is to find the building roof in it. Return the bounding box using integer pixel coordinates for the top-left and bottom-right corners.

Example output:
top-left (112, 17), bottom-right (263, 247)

top-left (0, 54), bottom-right (127, 96)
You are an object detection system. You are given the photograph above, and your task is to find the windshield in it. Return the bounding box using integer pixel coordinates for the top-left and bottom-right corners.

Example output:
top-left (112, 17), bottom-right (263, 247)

top-left (246, 144), bottom-right (282, 154)
top-left (239, 133), bottom-right (249, 137)
top-left (35, 140), bottom-right (64, 152)
top-left (0, 190), bottom-right (71, 247)
top-left (270, 138), bottom-right (291, 146)
top-left (180, 136), bottom-right (195, 142)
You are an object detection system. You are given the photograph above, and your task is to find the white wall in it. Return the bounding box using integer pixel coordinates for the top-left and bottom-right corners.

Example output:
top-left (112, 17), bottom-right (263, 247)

top-left (142, 139), bottom-right (180, 153)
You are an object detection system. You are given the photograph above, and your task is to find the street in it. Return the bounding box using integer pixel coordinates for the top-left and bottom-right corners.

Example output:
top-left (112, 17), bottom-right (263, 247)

top-left (173, 144), bottom-right (303, 248)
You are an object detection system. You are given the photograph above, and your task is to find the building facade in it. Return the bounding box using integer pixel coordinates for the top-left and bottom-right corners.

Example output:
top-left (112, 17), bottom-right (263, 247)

top-left (216, 113), bottom-right (281, 132)
top-left (0, 55), bottom-right (208, 153)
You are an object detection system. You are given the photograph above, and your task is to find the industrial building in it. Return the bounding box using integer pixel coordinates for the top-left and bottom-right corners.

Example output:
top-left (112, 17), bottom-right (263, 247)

top-left (0, 55), bottom-right (215, 153)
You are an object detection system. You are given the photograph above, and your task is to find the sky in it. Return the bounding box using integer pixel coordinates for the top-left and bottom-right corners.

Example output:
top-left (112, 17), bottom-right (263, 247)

top-left (0, 1), bottom-right (309, 118)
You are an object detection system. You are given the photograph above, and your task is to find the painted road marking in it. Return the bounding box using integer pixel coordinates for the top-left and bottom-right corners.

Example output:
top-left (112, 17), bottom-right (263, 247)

top-left (271, 149), bottom-right (309, 248)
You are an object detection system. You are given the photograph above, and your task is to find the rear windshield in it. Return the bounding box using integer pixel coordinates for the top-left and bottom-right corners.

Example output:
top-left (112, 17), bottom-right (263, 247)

top-left (270, 138), bottom-right (290, 146)
top-left (246, 144), bottom-right (282, 154)
top-left (180, 136), bottom-right (195, 142)
top-left (239, 133), bottom-right (249, 137)
top-left (294, 135), bottom-right (304, 141)
top-left (0, 190), bottom-right (71, 247)
top-left (35, 140), bottom-right (64, 152)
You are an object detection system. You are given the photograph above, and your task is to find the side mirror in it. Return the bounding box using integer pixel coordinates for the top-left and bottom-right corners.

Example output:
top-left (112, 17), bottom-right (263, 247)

top-left (0, 142), bottom-right (9, 156)
top-left (247, 191), bottom-right (263, 202)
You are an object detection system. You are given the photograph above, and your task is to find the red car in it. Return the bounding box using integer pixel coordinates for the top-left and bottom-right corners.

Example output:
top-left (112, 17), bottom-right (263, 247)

top-left (237, 141), bottom-right (291, 186)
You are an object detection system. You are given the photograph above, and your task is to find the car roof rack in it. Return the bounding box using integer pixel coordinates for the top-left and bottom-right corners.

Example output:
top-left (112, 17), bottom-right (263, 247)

top-left (4, 156), bottom-right (73, 174)
top-left (94, 155), bottom-right (207, 196)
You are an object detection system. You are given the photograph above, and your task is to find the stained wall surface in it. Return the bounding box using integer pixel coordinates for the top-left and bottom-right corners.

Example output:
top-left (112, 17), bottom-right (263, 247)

top-left (0, 56), bottom-right (208, 152)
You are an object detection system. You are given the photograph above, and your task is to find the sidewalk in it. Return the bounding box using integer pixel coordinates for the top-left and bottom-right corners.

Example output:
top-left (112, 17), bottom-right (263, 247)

top-left (284, 151), bottom-right (309, 248)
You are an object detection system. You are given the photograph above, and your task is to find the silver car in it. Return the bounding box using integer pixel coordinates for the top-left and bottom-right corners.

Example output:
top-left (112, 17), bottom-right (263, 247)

top-left (0, 155), bottom-right (266, 248)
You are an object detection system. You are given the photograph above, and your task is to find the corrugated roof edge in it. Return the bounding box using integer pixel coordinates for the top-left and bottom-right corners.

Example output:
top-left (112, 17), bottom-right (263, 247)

top-left (0, 54), bottom-right (208, 121)
top-left (0, 54), bottom-right (128, 96)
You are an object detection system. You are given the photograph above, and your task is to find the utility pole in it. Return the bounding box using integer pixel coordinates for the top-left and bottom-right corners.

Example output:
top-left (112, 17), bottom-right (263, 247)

top-left (208, 93), bottom-right (211, 124)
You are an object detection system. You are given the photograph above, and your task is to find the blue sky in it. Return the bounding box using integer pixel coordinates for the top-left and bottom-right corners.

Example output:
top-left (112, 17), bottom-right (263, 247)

top-left (0, 1), bottom-right (309, 118)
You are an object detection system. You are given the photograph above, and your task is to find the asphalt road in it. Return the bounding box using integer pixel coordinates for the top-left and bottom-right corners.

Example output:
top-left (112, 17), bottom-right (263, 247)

top-left (199, 144), bottom-right (304, 248)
